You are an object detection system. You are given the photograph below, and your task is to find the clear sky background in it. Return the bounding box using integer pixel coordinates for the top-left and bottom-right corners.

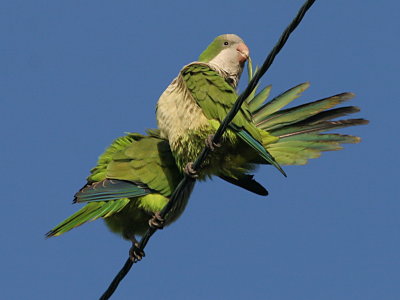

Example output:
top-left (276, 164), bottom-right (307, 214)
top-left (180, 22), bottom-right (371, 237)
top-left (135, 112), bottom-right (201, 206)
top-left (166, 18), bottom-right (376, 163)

top-left (2, 1), bottom-right (399, 299)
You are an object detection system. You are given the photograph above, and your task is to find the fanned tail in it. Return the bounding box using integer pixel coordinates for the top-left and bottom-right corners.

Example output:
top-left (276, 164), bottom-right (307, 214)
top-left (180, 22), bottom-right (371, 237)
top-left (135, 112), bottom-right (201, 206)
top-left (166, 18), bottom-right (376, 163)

top-left (248, 82), bottom-right (368, 166)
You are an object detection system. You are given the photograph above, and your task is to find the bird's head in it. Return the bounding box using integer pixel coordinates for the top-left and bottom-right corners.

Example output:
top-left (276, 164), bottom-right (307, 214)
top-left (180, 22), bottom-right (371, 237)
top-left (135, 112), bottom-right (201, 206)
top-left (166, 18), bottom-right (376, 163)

top-left (198, 34), bottom-right (249, 85)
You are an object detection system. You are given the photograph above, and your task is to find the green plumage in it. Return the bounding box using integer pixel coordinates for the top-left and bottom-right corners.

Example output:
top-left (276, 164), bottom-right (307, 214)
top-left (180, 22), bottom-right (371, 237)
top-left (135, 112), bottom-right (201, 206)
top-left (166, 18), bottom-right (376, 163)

top-left (156, 34), bottom-right (285, 188)
top-left (157, 34), bottom-right (367, 191)
top-left (247, 79), bottom-right (368, 166)
top-left (156, 31), bottom-right (367, 198)
top-left (47, 132), bottom-right (193, 240)
top-left (182, 64), bottom-right (260, 139)
top-left (47, 36), bottom-right (368, 267)
top-left (168, 63), bottom-right (285, 177)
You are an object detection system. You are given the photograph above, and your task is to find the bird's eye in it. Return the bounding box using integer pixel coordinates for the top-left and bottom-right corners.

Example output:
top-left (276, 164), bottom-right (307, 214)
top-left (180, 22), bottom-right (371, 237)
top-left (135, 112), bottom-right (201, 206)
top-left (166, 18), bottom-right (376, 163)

top-left (224, 41), bottom-right (229, 46)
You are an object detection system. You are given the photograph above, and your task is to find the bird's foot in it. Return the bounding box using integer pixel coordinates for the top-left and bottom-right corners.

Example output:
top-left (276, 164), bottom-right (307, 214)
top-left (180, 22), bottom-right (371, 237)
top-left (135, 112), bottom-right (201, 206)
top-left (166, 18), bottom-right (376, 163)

top-left (205, 134), bottom-right (221, 151)
top-left (184, 162), bottom-right (199, 178)
top-left (148, 212), bottom-right (165, 229)
top-left (129, 241), bottom-right (145, 262)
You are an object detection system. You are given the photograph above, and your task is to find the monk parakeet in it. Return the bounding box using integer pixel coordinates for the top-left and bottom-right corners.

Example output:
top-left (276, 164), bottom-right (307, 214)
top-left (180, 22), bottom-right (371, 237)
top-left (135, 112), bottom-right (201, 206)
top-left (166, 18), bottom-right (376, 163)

top-left (46, 131), bottom-right (195, 260)
top-left (46, 129), bottom-right (267, 260)
top-left (156, 34), bottom-right (367, 186)
top-left (156, 34), bottom-right (286, 185)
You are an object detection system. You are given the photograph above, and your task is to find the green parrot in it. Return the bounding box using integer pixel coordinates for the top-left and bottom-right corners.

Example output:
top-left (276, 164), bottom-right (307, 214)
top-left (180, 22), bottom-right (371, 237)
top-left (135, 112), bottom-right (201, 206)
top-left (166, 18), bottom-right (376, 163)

top-left (156, 34), bottom-right (367, 185)
top-left (156, 34), bottom-right (286, 185)
top-left (46, 131), bottom-right (195, 260)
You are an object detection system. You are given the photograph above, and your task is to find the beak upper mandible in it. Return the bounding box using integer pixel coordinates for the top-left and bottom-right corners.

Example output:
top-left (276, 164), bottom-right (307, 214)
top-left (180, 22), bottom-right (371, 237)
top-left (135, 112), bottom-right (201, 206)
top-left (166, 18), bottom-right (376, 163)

top-left (237, 42), bottom-right (250, 63)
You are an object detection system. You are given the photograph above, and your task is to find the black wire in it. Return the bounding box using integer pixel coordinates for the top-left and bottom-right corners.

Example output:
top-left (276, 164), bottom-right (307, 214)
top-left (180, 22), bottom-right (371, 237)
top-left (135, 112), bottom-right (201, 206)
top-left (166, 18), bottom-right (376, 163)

top-left (99, 258), bottom-right (133, 300)
top-left (195, 0), bottom-right (316, 167)
top-left (99, 0), bottom-right (316, 299)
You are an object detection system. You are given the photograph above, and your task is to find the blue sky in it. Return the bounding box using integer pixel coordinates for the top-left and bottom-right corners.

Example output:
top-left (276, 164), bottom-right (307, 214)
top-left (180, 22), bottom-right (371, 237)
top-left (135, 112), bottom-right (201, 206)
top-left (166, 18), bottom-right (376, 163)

top-left (2, 1), bottom-right (399, 299)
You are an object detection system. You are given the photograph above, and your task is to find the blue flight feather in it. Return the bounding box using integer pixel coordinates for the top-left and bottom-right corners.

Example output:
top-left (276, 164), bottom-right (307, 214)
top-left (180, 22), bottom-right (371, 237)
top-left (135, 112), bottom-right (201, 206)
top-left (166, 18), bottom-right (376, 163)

top-left (74, 179), bottom-right (151, 203)
top-left (231, 126), bottom-right (287, 177)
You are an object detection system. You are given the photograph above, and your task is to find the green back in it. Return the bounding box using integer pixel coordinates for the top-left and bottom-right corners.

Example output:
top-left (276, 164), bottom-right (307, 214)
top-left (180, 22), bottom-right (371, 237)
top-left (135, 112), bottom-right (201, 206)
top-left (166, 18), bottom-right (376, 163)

top-left (46, 131), bottom-right (183, 237)
top-left (98, 132), bottom-right (182, 197)
top-left (181, 63), bottom-right (261, 140)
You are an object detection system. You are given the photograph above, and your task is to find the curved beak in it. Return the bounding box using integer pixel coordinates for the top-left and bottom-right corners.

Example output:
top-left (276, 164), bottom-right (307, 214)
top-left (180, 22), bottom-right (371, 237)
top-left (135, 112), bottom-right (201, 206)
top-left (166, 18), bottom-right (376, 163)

top-left (237, 42), bottom-right (250, 63)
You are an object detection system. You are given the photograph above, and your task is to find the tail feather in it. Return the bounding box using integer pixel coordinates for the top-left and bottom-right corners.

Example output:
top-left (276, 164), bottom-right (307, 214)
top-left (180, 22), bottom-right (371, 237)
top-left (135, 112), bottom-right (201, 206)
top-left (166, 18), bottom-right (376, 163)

top-left (292, 106), bottom-right (361, 124)
top-left (46, 199), bottom-right (130, 237)
top-left (257, 93), bottom-right (355, 131)
top-left (271, 140), bottom-right (343, 152)
top-left (266, 145), bottom-right (322, 165)
top-left (281, 133), bottom-right (361, 144)
top-left (270, 119), bottom-right (368, 137)
top-left (252, 82), bottom-right (310, 122)
top-left (247, 85), bottom-right (272, 113)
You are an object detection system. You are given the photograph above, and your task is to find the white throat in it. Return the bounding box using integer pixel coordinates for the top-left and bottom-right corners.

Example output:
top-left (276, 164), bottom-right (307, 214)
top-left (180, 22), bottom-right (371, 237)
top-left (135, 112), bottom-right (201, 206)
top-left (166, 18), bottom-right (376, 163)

top-left (208, 49), bottom-right (244, 87)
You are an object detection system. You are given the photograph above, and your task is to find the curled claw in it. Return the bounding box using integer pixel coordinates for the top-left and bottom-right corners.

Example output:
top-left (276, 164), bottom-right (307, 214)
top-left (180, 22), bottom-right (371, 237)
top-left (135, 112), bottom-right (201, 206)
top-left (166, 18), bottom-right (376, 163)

top-left (129, 242), bottom-right (145, 262)
top-left (205, 134), bottom-right (221, 151)
top-left (184, 162), bottom-right (198, 178)
top-left (148, 212), bottom-right (165, 229)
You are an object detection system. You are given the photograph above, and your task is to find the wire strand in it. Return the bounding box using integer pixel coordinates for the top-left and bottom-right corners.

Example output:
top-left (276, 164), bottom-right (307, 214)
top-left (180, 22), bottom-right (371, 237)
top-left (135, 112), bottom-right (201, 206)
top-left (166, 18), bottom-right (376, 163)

top-left (99, 1), bottom-right (316, 298)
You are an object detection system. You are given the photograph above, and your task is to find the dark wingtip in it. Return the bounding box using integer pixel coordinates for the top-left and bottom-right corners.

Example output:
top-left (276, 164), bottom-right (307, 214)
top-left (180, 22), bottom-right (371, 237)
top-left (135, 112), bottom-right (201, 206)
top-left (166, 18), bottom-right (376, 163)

top-left (218, 174), bottom-right (269, 196)
top-left (259, 188), bottom-right (269, 196)
top-left (45, 230), bottom-right (54, 239)
top-left (252, 181), bottom-right (269, 196)
top-left (271, 157), bottom-right (287, 177)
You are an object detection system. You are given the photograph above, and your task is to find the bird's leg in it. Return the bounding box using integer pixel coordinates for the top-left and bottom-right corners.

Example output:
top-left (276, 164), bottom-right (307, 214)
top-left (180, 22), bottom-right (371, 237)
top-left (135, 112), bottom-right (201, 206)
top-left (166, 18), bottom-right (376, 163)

top-left (183, 134), bottom-right (221, 178)
top-left (148, 212), bottom-right (165, 229)
top-left (129, 237), bottom-right (145, 262)
top-left (184, 162), bottom-right (199, 178)
top-left (205, 134), bottom-right (221, 151)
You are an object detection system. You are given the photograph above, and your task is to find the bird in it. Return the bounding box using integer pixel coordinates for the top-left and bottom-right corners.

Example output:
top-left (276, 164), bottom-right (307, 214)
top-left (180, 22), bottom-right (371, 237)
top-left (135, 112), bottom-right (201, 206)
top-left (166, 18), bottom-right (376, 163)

top-left (156, 34), bottom-right (286, 188)
top-left (45, 128), bottom-right (269, 261)
top-left (46, 131), bottom-right (195, 261)
top-left (156, 33), bottom-right (368, 187)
